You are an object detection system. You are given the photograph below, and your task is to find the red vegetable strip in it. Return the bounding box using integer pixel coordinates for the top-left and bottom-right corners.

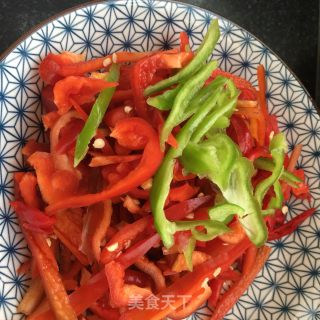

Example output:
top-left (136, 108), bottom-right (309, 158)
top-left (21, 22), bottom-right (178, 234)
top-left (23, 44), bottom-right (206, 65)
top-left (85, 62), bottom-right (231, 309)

top-left (218, 269), bottom-right (241, 282)
top-left (89, 154), bottom-right (142, 167)
top-left (113, 89), bottom-right (132, 102)
top-left (242, 246), bottom-right (258, 275)
top-left (208, 278), bottom-right (224, 308)
top-left (18, 173), bottom-right (41, 209)
top-left (20, 225), bottom-right (76, 320)
top-left (211, 246), bottom-right (271, 320)
top-left (47, 118), bottom-right (163, 212)
top-left (169, 183), bottom-right (200, 202)
top-left (89, 303), bottom-right (120, 320)
top-left (179, 31), bottom-right (190, 52)
top-left (268, 208), bottom-right (316, 241)
top-left (287, 144), bottom-right (303, 172)
top-left (257, 64), bottom-right (268, 118)
top-left (120, 238), bottom-right (251, 320)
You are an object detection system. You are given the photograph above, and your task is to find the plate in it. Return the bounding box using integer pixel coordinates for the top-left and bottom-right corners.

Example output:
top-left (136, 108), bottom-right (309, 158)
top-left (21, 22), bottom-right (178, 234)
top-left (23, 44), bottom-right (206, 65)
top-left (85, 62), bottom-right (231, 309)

top-left (0, 1), bottom-right (319, 319)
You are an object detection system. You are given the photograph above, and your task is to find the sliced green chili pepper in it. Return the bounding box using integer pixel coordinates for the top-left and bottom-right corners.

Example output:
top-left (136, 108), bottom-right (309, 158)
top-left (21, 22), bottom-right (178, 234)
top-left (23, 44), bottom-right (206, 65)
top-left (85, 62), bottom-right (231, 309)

top-left (183, 237), bottom-right (196, 271)
top-left (146, 85), bottom-right (182, 110)
top-left (208, 203), bottom-right (244, 224)
top-left (151, 81), bottom-right (225, 248)
top-left (268, 180), bottom-right (284, 209)
top-left (160, 60), bottom-right (218, 148)
top-left (144, 19), bottom-right (220, 96)
top-left (180, 133), bottom-right (268, 246)
top-left (74, 64), bottom-right (120, 167)
top-left (254, 158), bottom-right (302, 187)
top-left (254, 133), bottom-right (287, 206)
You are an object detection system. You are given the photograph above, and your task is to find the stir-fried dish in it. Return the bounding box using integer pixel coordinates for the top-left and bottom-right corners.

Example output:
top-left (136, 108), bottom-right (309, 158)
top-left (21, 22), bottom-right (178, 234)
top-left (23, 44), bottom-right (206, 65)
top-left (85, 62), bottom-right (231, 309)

top-left (13, 20), bottom-right (313, 320)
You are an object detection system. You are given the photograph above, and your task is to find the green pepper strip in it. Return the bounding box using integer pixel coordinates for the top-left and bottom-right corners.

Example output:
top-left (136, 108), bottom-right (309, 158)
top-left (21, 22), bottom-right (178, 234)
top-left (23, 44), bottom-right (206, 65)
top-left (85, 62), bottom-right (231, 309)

top-left (254, 133), bottom-right (287, 206)
top-left (74, 64), bottom-right (120, 167)
top-left (180, 134), bottom-right (268, 246)
top-left (151, 81), bottom-right (225, 248)
top-left (146, 85), bottom-right (182, 110)
top-left (267, 180), bottom-right (283, 210)
top-left (208, 203), bottom-right (244, 224)
top-left (160, 61), bottom-right (217, 149)
top-left (183, 237), bottom-right (196, 271)
top-left (144, 19), bottom-right (220, 96)
top-left (254, 158), bottom-right (302, 187)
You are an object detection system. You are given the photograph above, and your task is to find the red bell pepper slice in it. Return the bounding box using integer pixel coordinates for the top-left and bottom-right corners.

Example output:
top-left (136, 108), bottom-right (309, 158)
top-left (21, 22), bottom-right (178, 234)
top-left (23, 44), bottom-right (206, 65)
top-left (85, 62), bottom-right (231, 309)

top-left (227, 115), bottom-right (254, 156)
top-left (169, 183), bottom-right (200, 202)
top-left (268, 208), bottom-right (315, 241)
top-left (41, 85), bottom-right (58, 113)
top-left (173, 161), bottom-right (196, 181)
top-left (100, 215), bottom-right (153, 264)
top-left (18, 173), bottom-right (41, 209)
top-left (104, 106), bottom-right (134, 128)
top-left (211, 246), bottom-right (271, 320)
top-left (165, 195), bottom-right (213, 221)
top-left (54, 210), bottom-right (89, 265)
top-left (179, 31), bottom-right (190, 52)
top-left (208, 278), bottom-right (224, 308)
top-left (89, 303), bottom-right (119, 320)
top-left (11, 201), bottom-right (55, 234)
top-left (80, 200), bottom-right (112, 262)
top-left (241, 245), bottom-right (258, 274)
top-left (47, 118), bottom-right (164, 212)
top-left (120, 238), bottom-right (251, 320)
top-left (19, 223), bottom-right (77, 320)
top-left (89, 154), bottom-right (142, 167)
top-left (53, 76), bottom-right (117, 115)
top-left (246, 146), bottom-right (271, 161)
top-left (131, 51), bottom-right (193, 118)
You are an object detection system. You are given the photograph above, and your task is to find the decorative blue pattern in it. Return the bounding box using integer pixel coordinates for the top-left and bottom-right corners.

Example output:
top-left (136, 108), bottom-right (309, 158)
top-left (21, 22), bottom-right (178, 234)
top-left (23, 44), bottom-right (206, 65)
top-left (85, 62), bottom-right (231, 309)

top-left (0, 1), bottom-right (319, 319)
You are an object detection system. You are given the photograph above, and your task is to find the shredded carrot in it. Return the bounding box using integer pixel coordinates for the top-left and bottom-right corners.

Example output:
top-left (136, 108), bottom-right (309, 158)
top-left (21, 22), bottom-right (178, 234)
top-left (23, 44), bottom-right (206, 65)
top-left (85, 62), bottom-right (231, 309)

top-left (287, 144), bottom-right (303, 172)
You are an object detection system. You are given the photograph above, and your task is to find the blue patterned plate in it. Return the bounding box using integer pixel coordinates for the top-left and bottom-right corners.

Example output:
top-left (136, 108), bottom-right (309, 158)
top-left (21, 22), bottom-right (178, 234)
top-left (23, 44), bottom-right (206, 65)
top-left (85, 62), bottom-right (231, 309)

top-left (0, 1), bottom-right (319, 319)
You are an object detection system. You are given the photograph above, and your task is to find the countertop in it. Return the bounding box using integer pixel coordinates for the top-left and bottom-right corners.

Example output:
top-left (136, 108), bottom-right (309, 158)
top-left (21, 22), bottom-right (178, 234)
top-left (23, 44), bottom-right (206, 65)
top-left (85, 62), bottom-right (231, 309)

top-left (0, 0), bottom-right (318, 101)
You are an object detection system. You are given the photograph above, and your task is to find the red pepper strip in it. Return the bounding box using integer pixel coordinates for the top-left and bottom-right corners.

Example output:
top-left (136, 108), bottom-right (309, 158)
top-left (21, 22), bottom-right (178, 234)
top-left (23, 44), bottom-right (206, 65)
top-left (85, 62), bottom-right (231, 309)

top-left (54, 211), bottom-right (89, 265)
top-left (89, 154), bottom-right (142, 167)
top-left (42, 111), bottom-right (60, 130)
top-left (218, 219), bottom-right (246, 245)
top-left (208, 278), bottom-right (224, 308)
top-left (22, 139), bottom-right (49, 157)
top-left (125, 269), bottom-right (153, 288)
top-left (257, 65), bottom-right (268, 118)
top-left (18, 173), bottom-right (41, 209)
top-left (210, 69), bottom-right (257, 99)
top-left (128, 188), bottom-right (150, 200)
top-left (268, 208), bottom-right (316, 241)
top-left (53, 76), bottom-right (117, 115)
top-left (19, 222), bottom-right (77, 320)
top-left (11, 201), bottom-right (55, 234)
top-left (41, 84), bottom-right (58, 113)
top-left (242, 245), bottom-right (258, 274)
top-left (47, 118), bottom-right (163, 212)
top-left (116, 233), bottom-right (160, 269)
top-left (104, 106), bottom-right (133, 128)
top-left (33, 270), bottom-right (108, 320)
top-left (39, 51), bottom-right (153, 84)
top-left (173, 161), bottom-right (196, 181)
top-left (81, 200), bottom-right (112, 263)
top-left (179, 31), bottom-right (190, 52)
top-left (246, 146), bottom-right (271, 161)
top-left (291, 171), bottom-right (310, 200)
top-left (105, 261), bottom-right (152, 308)
top-left (227, 115), bottom-right (254, 156)
top-left (131, 52), bottom-right (193, 118)
top-left (165, 195), bottom-right (213, 221)
top-left (113, 89), bottom-right (132, 102)
top-left (287, 144), bottom-right (303, 172)
top-left (169, 183), bottom-right (200, 202)
top-left (55, 118), bottom-right (84, 154)
top-left (218, 269), bottom-right (242, 282)
top-left (120, 238), bottom-right (251, 320)
top-left (211, 246), bottom-right (271, 320)
top-left (89, 303), bottom-right (120, 320)
top-left (265, 114), bottom-right (280, 145)
top-left (100, 216), bottom-right (152, 264)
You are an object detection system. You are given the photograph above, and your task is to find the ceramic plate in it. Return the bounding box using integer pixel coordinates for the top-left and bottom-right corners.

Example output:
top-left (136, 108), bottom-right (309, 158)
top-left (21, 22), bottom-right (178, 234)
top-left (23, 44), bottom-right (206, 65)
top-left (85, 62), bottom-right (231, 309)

top-left (0, 1), bottom-right (319, 319)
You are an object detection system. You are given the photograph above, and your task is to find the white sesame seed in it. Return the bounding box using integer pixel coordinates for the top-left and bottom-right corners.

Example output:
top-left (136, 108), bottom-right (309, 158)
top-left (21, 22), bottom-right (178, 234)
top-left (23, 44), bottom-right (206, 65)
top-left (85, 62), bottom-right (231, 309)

top-left (269, 131), bottom-right (275, 141)
top-left (282, 205), bottom-right (289, 214)
top-left (201, 277), bottom-right (210, 289)
top-left (112, 53), bottom-right (118, 63)
top-left (213, 267), bottom-right (221, 278)
top-left (103, 57), bottom-right (111, 67)
top-left (93, 138), bottom-right (105, 149)
top-left (124, 106), bottom-right (133, 114)
top-left (186, 213), bottom-right (195, 219)
top-left (46, 238), bottom-right (52, 247)
top-left (198, 192), bottom-right (205, 197)
top-left (141, 178), bottom-right (153, 190)
top-left (106, 242), bottom-right (119, 252)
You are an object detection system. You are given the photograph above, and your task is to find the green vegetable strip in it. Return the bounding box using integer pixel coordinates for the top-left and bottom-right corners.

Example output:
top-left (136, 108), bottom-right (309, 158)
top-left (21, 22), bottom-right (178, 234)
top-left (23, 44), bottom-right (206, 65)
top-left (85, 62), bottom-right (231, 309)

top-left (183, 237), bottom-right (196, 271)
top-left (268, 180), bottom-right (283, 209)
top-left (254, 133), bottom-right (287, 206)
top-left (144, 19), bottom-right (220, 96)
top-left (208, 203), bottom-right (244, 224)
top-left (74, 64), bottom-right (120, 167)
top-left (254, 158), bottom-right (302, 187)
top-left (151, 82), bottom-right (224, 248)
top-left (146, 85), bottom-right (182, 110)
top-left (160, 61), bottom-right (217, 149)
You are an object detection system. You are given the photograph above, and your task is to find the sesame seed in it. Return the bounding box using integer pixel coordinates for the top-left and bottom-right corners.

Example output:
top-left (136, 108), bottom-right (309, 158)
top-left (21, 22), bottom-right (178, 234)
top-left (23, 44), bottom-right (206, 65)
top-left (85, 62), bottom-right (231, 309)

top-left (106, 242), bottom-right (119, 252)
top-left (124, 106), bottom-right (133, 114)
top-left (213, 267), bottom-right (221, 277)
top-left (46, 238), bottom-right (52, 247)
top-left (141, 178), bottom-right (152, 190)
top-left (201, 277), bottom-right (210, 289)
top-left (103, 57), bottom-right (111, 67)
top-left (269, 131), bottom-right (275, 141)
top-left (282, 205), bottom-right (289, 214)
top-left (93, 138), bottom-right (105, 149)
